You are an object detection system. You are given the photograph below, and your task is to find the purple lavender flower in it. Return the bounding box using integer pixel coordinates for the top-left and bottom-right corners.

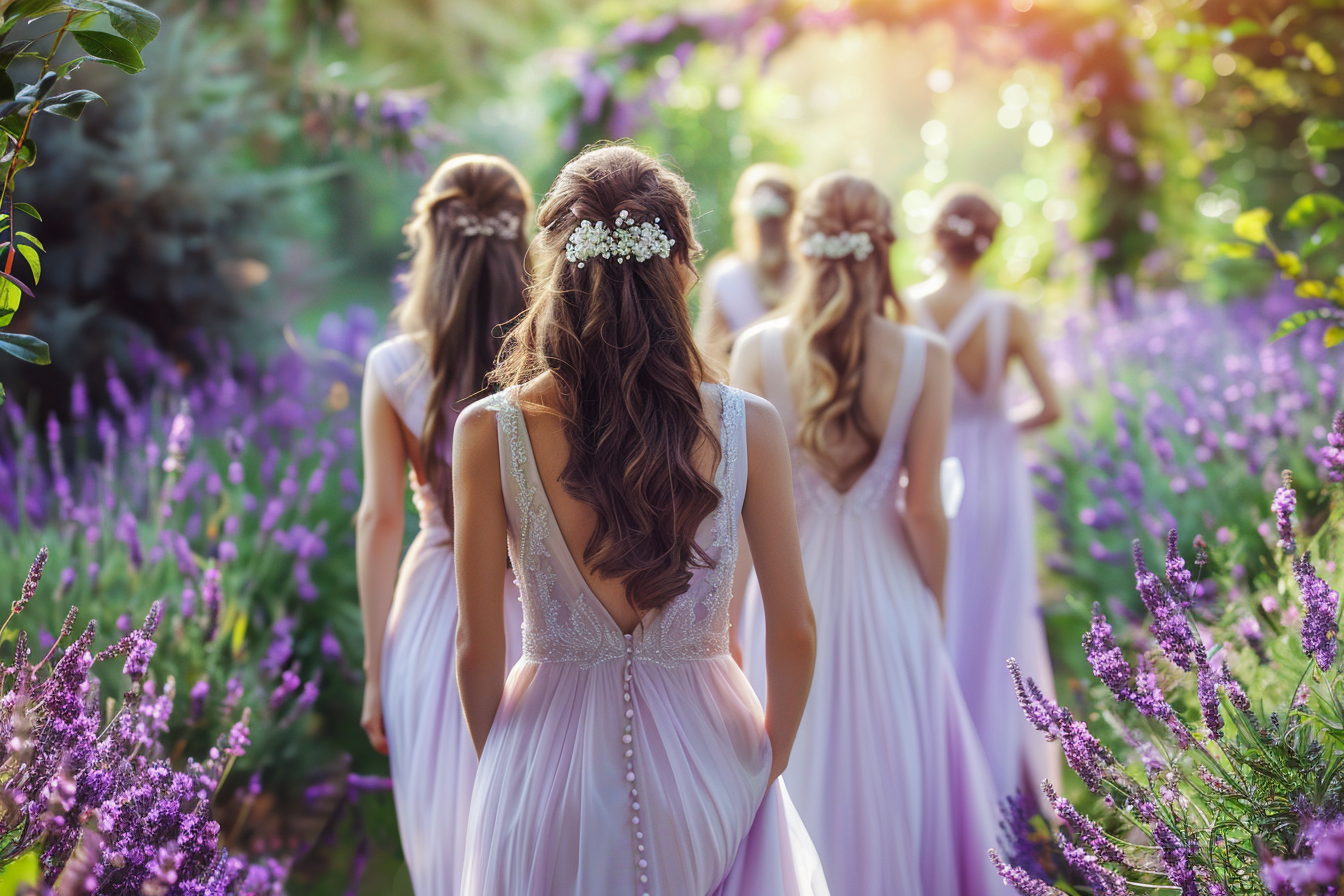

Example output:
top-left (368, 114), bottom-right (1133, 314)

top-left (1132, 655), bottom-right (1193, 749)
top-left (1043, 780), bottom-right (1125, 864)
top-left (163, 405), bottom-right (194, 474)
top-left (1151, 819), bottom-right (1200, 896)
top-left (188, 678), bottom-right (210, 725)
top-left (321, 628), bottom-right (343, 663)
top-left (70, 376), bottom-right (89, 420)
top-left (1164, 530), bottom-right (1194, 608)
top-left (1194, 646), bottom-right (1223, 741)
top-left (218, 540), bottom-right (238, 564)
top-left (1133, 541), bottom-right (1198, 671)
top-left (1272, 470), bottom-right (1297, 556)
top-left (1293, 553), bottom-right (1339, 671)
top-left (989, 849), bottom-right (1066, 895)
top-left (1260, 817), bottom-right (1344, 894)
top-left (270, 669), bottom-right (301, 709)
top-left (1010, 657), bottom-right (1114, 792)
top-left (222, 676), bottom-right (243, 713)
top-left (1083, 603), bottom-right (1134, 701)
top-left (114, 510), bottom-right (143, 569)
top-left (12, 546), bottom-right (48, 616)
top-left (1321, 410), bottom-right (1344, 483)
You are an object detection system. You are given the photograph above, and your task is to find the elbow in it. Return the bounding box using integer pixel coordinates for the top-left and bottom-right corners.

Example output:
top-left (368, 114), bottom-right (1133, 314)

top-left (355, 502), bottom-right (402, 536)
top-left (904, 499), bottom-right (947, 531)
top-left (775, 601), bottom-right (817, 664)
top-left (1037, 402), bottom-right (1062, 428)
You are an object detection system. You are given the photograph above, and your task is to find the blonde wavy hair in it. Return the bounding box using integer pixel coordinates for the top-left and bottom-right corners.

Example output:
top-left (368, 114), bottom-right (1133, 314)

top-left (789, 171), bottom-right (900, 483)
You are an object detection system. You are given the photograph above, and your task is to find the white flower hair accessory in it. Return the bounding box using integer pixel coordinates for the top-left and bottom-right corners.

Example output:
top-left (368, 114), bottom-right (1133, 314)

top-left (749, 187), bottom-right (790, 220)
top-left (564, 209), bottom-right (675, 269)
top-left (800, 230), bottom-right (875, 262)
top-left (941, 214), bottom-right (976, 237)
top-left (974, 234), bottom-right (991, 252)
top-left (452, 210), bottom-right (521, 240)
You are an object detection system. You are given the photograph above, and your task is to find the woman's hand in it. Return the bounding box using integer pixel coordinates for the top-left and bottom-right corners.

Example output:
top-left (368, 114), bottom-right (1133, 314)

top-left (361, 678), bottom-right (389, 755)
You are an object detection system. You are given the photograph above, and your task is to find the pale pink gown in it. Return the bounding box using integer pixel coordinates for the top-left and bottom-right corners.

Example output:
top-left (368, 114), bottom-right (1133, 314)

top-left (915, 291), bottom-right (1060, 799)
top-left (461, 384), bottom-right (828, 896)
top-left (739, 321), bottom-right (1001, 896)
top-left (705, 256), bottom-right (768, 333)
top-left (366, 336), bottom-right (524, 896)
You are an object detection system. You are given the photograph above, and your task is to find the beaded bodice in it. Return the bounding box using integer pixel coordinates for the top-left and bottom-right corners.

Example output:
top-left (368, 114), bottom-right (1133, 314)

top-left (489, 384), bottom-right (747, 668)
top-left (758, 320), bottom-right (927, 517)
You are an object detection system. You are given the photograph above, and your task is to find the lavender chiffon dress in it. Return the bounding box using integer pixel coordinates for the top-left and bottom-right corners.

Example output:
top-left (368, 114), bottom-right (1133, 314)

top-left (738, 321), bottom-right (1001, 896)
top-left (705, 256), bottom-right (768, 333)
top-left (916, 292), bottom-right (1061, 799)
top-left (460, 384), bottom-right (828, 896)
top-left (366, 336), bottom-right (524, 896)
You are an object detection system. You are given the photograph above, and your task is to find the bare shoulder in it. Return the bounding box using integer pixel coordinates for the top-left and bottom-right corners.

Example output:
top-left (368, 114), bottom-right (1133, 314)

top-left (453, 393), bottom-right (504, 451)
top-left (741, 390), bottom-right (788, 449)
top-left (916, 329), bottom-right (953, 381)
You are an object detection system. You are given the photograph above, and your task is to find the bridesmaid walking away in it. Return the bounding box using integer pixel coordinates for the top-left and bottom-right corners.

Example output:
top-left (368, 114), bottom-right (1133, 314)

top-left (453, 144), bottom-right (828, 896)
top-left (356, 154), bottom-right (529, 895)
top-left (732, 172), bottom-right (1000, 896)
top-left (696, 164), bottom-right (798, 360)
top-left (910, 185), bottom-right (1063, 801)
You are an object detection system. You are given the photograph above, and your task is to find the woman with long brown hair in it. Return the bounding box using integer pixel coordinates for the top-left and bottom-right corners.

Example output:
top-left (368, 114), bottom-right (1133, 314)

top-left (731, 172), bottom-right (1000, 895)
top-left (909, 185), bottom-right (1062, 804)
top-left (356, 153), bottom-right (530, 896)
top-left (452, 144), bottom-right (827, 895)
top-left (695, 163), bottom-right (799, 360)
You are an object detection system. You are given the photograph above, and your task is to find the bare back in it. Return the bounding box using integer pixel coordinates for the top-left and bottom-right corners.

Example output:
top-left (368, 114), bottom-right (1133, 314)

top-left (513, 372), bottom-right (726, 632)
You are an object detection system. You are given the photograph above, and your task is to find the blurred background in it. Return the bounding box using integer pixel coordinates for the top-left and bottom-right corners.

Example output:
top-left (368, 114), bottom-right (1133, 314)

top-left (0, 0), bottom-right (1341, 891)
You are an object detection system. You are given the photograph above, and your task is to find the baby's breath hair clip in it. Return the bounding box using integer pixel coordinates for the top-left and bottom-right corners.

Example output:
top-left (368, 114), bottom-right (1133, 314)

top-left (800, 230), bottom-right (875, 262)
top-left (452, 210), bottom-right (521, 240)
top-left (564, 209), bottom-right (675, 269)
top-left (749, 187), bottom-right (791, 221)
top-left (941, 214), bottom-right (976, 237)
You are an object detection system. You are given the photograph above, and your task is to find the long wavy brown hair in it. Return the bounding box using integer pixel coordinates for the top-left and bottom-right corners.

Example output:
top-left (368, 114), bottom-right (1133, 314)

top-left (789, 172), bottom-right (900, 484)
top-left (493, 144), bottom-right (717, 615)
top-left (394, 153), bottom-right (532, 518)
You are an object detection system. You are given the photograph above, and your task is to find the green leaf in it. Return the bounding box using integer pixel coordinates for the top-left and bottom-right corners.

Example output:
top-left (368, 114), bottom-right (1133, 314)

top-left (16, 244), bottom-right (38, 283)
top-left (0, 71), bottom-right (14, 103)
top-left (1302, 219), bottom-right (1344, 258)
top-left (1274, 309), bottom-right (1336, 340)
top-left (17, 231), bottom-right (42, 250)
top-left (0, 39), bottom-right (24, 69)
top-left (1305, 119), bottom-right (1344, 153)
top-left (55, 56), bottom-right (89, 79)
top-left (1214, 241), bottom-right (1257, 259)
top-left (39, 88), bottom-right (100, 119)
top-left (0, 380), bottom-right (6, 406)
top-left (0, 332), bottom-right (48, 364)
top-left (104, 0), bottom-right (159, 50)
top-left (0, 99), bottom-right (31, 119)
top-left (1233, 208), bottom-right (1273, 244)
top-left (3, 0), bottom-right (70, 22)
top-left (0, 136), bottom-right (36, 171)
top-left (1283, 192), bottom-right (1344, 228)
top-left (0, 279), bottom-right (19, 327)
top-left (0, 849), bottom-right (39, 888)
top-left (1325, 325), bottom-right (1344, 348)
top-left (0, 269), bottom-right (32, 297)
top-left (12, 202), bottom-right (39, 221)
top-left (71, 29), bottom-right (143, 74)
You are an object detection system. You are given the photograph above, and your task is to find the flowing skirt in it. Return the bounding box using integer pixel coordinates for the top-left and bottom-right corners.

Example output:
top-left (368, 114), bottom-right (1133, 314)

top-left (382, 528), bottom-right (524, 896)
top-left (462, 652), bottom-right (828, 896)
top-left (943, 414), bottom-right (1060, 799)
top-left (740, 515), bottom-right (1001, 896)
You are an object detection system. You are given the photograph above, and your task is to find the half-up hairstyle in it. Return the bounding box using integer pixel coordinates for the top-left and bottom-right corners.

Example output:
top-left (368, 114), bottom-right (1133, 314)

top-left (931, 184), bottom-right (1001, 268)
top-left (493, 144), bottom-right (716, 616)
top-left (394, 153), bottom-right (532, 518)
top-left (789, 171), bottom-right (899, 484)
top-left (730, 163), bottom-right (798, 284)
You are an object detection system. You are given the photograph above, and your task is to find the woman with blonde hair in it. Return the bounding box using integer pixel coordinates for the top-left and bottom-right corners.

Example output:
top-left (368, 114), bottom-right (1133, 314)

top-left (453, 144), bottom-right (827, 895)
top-left (909, 184), bottom-right (1062, 802)
top-left (696, 163), bottom-right (798, 359)
top-left (732, 172), bottom-right (999, 895)
top-left (356, 153), bottom-right (529, 895)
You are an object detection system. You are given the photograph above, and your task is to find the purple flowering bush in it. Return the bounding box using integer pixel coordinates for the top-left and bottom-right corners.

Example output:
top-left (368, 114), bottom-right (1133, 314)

top-left (0, 548), bottom-right (288, 892)
top-left (1036, 289), bottom-right (1339, 678)
top-left (994, 419), bottom-right (1344, 895)
top-left (0, 307), bottom-right (396, 887)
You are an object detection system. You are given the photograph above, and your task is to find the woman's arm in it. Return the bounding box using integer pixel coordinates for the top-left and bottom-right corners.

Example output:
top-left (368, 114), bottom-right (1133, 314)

top-left (739, 395), bottom-right (816, 784)
top-left (726, 329), bottom-right (768, 663)
top-left (901, 338), bottom-right (954, 614)
top-left (1007, 304), bottom-right (1061, 432)
top-left (354, 359), bottom-right (408, 755)
top-left (452, 402), bottom-right (511, 757)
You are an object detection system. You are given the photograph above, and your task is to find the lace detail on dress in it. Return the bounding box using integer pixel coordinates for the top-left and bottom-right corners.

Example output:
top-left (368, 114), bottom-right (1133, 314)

top-left (491, 391), bottom-right (626, 668)
top-left (636, 385), bottom-right (741, 668)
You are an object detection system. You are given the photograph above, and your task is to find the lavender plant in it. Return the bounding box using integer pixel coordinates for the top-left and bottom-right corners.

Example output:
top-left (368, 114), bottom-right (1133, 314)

top-left (1036, 289), bottom-right (1339, 665)
top-left (0, 546), bottom-right (288, 893)
top-left (995, 419), bottom-right (1344, 895)
top-left (0, 307), bottom-right (390, 880)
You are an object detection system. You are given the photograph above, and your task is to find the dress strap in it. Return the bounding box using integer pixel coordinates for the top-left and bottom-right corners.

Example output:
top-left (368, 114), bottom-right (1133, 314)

top-left (942, 292), bottom-right (994, 353)
top-left (882, 329), bottom-right (928, 462)
top-left (758, 322), bottom-right (796, 435)
top-left (982, 299), bottom-right (1011, 397)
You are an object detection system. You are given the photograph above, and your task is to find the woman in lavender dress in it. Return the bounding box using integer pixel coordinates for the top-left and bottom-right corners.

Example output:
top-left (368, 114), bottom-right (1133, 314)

top-left (909, 185), bottom-right (1063, 801)
top-left (732, 172), bottom-right (1001, 896)
top-left (453, 145), bottom-right (828, 896)
top-left (356, 154), bottom-right (527, 895)
top-left (696, 164), bottom-right (798, 361)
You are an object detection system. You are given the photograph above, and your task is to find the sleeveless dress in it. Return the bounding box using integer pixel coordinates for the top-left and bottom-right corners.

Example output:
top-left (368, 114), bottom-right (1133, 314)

top-left (915, 292), bottom-right (1061, 800)
top-left (461, 384), bottom-right (829, 896)
top-left (366, 336), bottom-right (525, 896)
top-left (738, 321), bottom-right (1001, 896)
top-left (705, 257), bottom-right (768, 333)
